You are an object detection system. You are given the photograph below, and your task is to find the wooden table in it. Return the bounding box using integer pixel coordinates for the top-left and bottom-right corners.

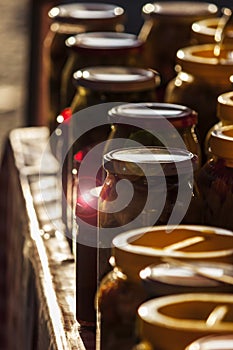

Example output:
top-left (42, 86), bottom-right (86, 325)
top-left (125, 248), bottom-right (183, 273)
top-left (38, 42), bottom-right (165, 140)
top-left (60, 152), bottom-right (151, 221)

top-left (0, 127), bottom-right (95, 349)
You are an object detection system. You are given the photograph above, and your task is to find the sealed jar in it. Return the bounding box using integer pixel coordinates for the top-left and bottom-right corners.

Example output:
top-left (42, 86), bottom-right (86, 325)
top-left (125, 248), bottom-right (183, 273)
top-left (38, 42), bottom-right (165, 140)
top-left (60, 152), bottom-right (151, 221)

top-left (197, 125), bottom-right (233, 231)
top-left (105, 102), bottom-right (201, 166)
top-left (191, 17), bottom-right (233, 44)
top-left (139, 2), bottom-right (218, 96)
top-left (185, 334), bottom-right (233, 350)
top-left (61, 32), bottom-right (145, 108)
top-left (164, 44), bottom-right (233, 156)
top-left (43, 3), bottom-right (125, 130)
top-left (137, 293), bottom-right (233, 350)
top-left (205, 90), bottom-right (233, 155)
top-left (98, 147), bottom-right (201, 280)
top-left (97, 225), bottom-right (233, 350)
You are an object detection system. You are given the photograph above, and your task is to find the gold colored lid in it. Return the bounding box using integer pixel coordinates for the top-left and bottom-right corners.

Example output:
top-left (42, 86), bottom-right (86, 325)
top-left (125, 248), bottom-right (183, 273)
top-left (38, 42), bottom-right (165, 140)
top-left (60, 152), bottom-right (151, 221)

top-left (138, 293), bottom-right (233, 350)
top-left (176, 44), bottom-right (233, 81)
top-left (192, 18), bottom-right (233, 44)
top-left (217, 91), bottom-right (233, 122)
top-left (210, 125), bottom-right (233, 160)
top-left (112, 225), bottom-right (233, 280)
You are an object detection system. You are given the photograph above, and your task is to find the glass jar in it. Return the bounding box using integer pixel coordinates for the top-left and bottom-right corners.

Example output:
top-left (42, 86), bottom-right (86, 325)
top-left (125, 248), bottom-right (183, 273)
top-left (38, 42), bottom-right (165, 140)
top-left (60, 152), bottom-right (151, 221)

top-left (97, 225), bottom-right (233, 350)
top-left (185, 334), bottom-right (233, 350)
top-left (164, 44), bottom-right (233, 158)
top-left (137, 293), bottom-right (233, 350)
top-left (43, 3), bottom-right (125, 131)
top-left (191, 17), bottom-right (233, 45)
top-left (98, 147), bottom-right (201, 280)
top-left (197, 125), bottom-right (233, 231)
top-left (105, 102), bottom-right (201, 167)
top-left (139, 2), bottom-right (218, 98)
top-left (61, 32), bottom-right (145, 109)
top-left (205, 90), bottom-right (233, 155)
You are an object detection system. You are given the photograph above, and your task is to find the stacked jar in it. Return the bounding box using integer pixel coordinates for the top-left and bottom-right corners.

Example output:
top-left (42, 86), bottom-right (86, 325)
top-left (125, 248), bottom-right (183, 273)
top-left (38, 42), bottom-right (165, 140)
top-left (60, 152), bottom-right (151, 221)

top-left (42, 2), bottom-right (125, 130)
top-left (71, 68), bottom-right (161, 327)
top-left (138, 1), bottom-right (218, 99)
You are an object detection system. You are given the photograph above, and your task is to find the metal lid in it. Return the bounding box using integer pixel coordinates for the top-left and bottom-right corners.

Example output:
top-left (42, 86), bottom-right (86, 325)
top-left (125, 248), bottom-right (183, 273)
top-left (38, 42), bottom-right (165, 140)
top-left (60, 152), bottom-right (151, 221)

top-left (108, 102), bottom-right (197, 127)
top-left (104, 146), bottom-right (197, 176)
top-left (142, 2), bottom-right (218, 20)
top-left (66, 32), bottom-right (143, 51)
top-left (48, 3), bottom-right (125, 24)
top-left (73, 66), bottom-right (160, 92)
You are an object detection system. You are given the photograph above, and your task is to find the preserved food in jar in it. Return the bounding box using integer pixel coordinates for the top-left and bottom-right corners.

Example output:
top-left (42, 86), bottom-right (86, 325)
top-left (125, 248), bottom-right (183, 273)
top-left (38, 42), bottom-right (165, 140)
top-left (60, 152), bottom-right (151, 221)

top-left (43, 3), bottom-right (125, 130)
top-left (197, 125), bottom-right (233, 231)
top-left (98, 147), bottom-right (201, 279)
top-left (97, 225), bottom-right (233, 350)
top-left (164, 44), bottom-right (233, 158)
top-left (105, 102), bottom-right (201, 166)
top-left (61, 32), bottom-right (145, 108)
top-left (139, 1), bottom-right (218, 98)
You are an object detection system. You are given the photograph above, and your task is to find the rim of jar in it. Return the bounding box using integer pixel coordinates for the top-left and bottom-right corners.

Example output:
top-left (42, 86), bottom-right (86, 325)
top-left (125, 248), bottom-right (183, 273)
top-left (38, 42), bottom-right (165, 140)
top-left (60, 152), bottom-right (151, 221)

top-left (48, 3), bottom-right (125, 25)
top-left (140, 261), bottom-right (233, 288)
top-left (210, 125), bottom-right (233, 161)
top-left (112, 225), bottom-right (233, 281)
top-left (176, 44), bottom-right (233, 81)
top-left (138, 294), bottom-right (233, 341)
top-left (192, 18), bottom-right (233, 44)
top-left (103, 146), bottom-right (197, 177)
top-left (185, 334), bottom-right (233, 350)
top-left (142, 2), bottom-right (218, 22)
top-left (73, 66), bottom-right (160, 92)
top-left (108, 102), bottom-right (198, 128)
top-left (217, 91), bottom-right (233, 122)
top-left (66, 32), bottom-right (144, 53)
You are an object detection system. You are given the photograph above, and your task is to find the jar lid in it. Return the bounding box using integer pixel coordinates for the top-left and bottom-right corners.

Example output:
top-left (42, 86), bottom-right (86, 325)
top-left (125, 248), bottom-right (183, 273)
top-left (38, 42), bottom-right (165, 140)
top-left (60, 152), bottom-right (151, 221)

top-left (176, 44), bottom-right (233, 81)
top-left (186, 334), bottom-right (233, 350)
top-left (138, 294), bottom-right (233, 350)
top-left (66, 32), bottom-right (143, 52)
top-left (104, 146), bottom-right (197, 176)
top-left (192, 18), bottom-right (233, 44)
top-left (48, 3), bottom-right (125, 24)
top-left (112, 225), bottom-right (233, 281)
top-left (108, 102), bottom-right (197, 128)
top-left (73, 67), bottom-right (160, 92)
top-left (140, 261), bottom-right (233, 293)
top-left (142, 2), bottom-right (218, 21)
top-left (217, 91), bottom-right (233, 122)
top-left (210, 125), bottom-right (233, 160)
